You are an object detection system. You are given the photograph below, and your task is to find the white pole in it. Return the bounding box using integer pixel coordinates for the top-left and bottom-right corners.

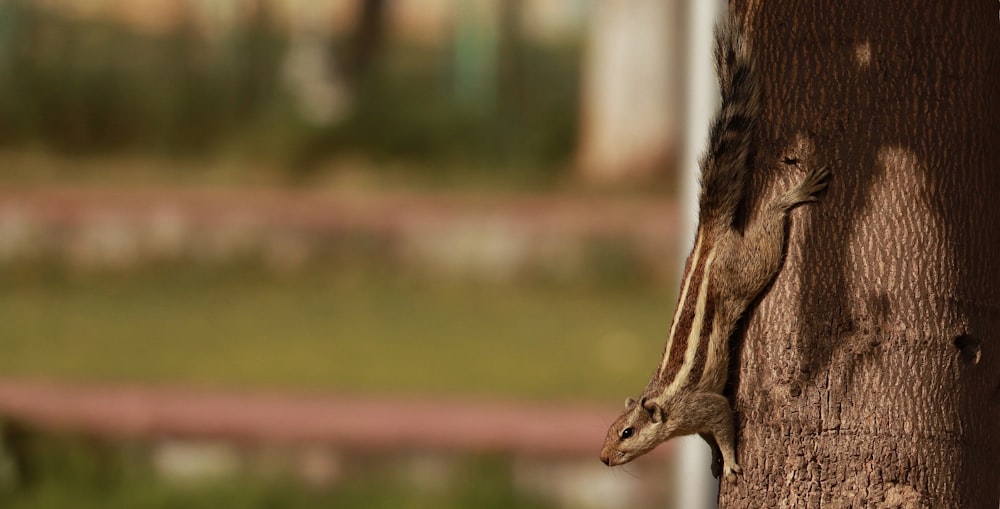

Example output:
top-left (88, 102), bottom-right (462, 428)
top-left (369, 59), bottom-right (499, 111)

top-left (674, 0), bottom-right (725, 508)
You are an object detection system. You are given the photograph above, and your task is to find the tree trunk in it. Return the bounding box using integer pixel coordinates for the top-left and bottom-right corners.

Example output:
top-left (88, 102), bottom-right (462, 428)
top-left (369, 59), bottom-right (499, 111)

top-left (720, 2), bottom-right (999, 508)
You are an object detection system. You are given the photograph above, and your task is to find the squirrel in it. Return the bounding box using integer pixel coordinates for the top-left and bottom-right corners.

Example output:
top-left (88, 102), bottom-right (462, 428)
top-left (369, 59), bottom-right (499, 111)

top-left (598, 14), bottom-right (828, 482)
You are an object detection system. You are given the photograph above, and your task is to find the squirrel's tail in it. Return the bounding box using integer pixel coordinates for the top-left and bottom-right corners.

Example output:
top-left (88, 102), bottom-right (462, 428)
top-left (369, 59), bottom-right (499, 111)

top-left (699, 15), bottom-right (759, 228)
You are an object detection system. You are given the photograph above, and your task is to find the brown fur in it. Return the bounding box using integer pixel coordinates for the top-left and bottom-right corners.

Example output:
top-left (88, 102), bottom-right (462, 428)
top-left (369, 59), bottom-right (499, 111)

top-left (599, 15), bottom-right (829, 482)
top-left (656, 235), bottom-right (713, 385)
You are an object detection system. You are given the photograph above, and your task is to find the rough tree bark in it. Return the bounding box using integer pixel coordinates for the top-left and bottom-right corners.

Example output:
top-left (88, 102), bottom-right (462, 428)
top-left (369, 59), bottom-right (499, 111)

top-left (720, 2), bottom-right (999, 508)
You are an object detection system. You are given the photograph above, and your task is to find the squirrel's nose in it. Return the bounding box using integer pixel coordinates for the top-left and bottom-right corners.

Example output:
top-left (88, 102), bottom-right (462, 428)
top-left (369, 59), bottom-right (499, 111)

top-left (600, 455), bottom-right (611, 466)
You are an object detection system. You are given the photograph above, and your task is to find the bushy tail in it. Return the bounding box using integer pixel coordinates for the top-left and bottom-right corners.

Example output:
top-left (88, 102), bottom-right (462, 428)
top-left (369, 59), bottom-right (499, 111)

top-left (699, 15), bottom-right (759, 228)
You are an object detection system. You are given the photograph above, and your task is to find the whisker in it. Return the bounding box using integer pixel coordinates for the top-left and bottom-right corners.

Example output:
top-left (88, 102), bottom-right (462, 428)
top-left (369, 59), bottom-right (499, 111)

top-left (617, 463), bottom-right (641, 479)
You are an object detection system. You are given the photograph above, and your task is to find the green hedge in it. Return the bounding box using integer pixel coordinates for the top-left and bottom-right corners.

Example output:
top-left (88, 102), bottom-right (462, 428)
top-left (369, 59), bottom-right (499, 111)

top-left (0, 0), bottom-right (580, 182)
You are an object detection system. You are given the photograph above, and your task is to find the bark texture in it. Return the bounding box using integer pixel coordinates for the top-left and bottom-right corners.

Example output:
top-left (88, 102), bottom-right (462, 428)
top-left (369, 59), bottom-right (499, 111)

top-left (719, 2), bottom-right (999, 508)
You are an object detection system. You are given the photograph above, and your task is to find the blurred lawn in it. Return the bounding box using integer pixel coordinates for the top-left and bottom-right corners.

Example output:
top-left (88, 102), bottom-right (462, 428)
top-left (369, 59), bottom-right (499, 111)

top-left (0, 266), bottom-right (672, 401)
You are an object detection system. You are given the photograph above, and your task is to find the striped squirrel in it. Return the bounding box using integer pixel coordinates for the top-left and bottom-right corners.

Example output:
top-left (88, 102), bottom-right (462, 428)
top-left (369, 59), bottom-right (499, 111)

top-left (598, 15), bottom-right (828, 481)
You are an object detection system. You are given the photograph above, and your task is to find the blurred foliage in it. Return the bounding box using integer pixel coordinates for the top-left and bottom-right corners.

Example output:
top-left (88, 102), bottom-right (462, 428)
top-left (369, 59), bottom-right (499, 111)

top-left (0, 0), bottom-right (285, 156)
top-left (0, 423), bottom-right (556, 509)
top-left (0, 263), bottom-right (671, 401)
top-left (0, 0), bottom-right (580, 184)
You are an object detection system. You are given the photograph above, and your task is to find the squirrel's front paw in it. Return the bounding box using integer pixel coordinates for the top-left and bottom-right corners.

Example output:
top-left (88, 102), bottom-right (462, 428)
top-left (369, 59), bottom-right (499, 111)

top-left (723, 463), bottom-right (743, 483)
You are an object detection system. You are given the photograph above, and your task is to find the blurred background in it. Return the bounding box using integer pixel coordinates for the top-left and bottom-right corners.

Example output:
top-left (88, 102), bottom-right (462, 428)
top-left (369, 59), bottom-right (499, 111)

top-left (0, 0), bottom-right (703, 507)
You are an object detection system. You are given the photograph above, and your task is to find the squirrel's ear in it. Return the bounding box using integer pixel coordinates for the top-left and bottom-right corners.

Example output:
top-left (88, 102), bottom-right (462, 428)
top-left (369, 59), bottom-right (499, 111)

top-left (625, 397), bottom-right (637, 408)
top-left (640, 397), bottom-right (664, 423)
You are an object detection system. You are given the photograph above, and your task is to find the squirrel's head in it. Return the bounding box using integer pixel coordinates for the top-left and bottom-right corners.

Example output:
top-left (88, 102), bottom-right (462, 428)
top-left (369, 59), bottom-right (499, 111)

top-left (599, 396), bottom-right (672, 466)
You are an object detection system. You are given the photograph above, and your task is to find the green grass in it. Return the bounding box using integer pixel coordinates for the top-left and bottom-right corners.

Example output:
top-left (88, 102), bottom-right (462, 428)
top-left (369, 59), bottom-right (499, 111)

top-left (0, 266), bottom-right (673, 401)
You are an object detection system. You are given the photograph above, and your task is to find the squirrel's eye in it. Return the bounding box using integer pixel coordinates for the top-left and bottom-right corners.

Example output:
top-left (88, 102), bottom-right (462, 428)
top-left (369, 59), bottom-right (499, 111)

top-left (620, 427), bottom-right (634, 440)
